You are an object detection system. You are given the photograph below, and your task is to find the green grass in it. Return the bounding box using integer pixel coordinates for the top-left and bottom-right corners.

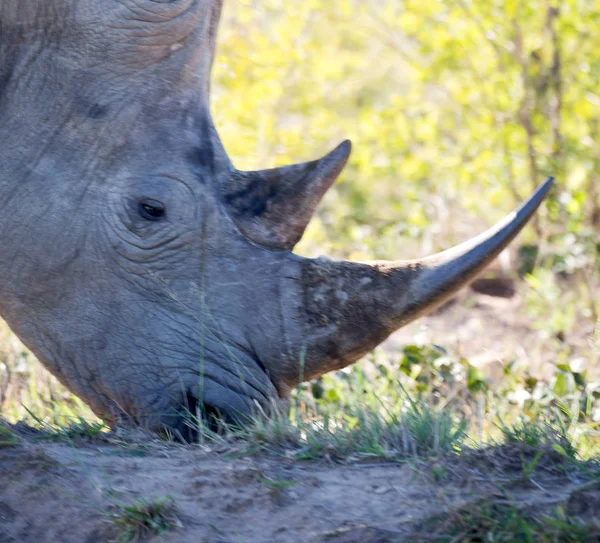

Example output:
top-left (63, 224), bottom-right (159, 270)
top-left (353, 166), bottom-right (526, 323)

top-left (498, 413), bottom-right (578, 461)
top-left (0, 422), bottom-right (19, 447)
top-left (22, 407), bottom-right (108, 442)
top-left (183, 391), bottom-right (468, 461)
top-left (107, 497), bottom-right (180, 543)
top-left (410, 499), bottom-right (600, 543)
top-left (500, 414), bottom-right (571, 450)
top-left (182, 386), bottom-right (598, 473)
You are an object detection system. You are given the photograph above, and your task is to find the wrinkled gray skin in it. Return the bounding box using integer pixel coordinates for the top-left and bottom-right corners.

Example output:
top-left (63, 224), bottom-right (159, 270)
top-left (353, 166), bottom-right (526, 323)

top-left (0, 0), bottom-right (553, 438)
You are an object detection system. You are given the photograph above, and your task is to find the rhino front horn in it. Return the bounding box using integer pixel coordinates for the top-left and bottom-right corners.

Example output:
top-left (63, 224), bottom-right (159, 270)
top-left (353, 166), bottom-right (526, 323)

top-left (281, 177), bottom-right (555, 387)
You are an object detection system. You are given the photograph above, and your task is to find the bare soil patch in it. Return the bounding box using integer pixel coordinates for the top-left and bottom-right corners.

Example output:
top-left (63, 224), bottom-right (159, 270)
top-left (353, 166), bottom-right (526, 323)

top-left (1, 425), bottom-right (598, 543)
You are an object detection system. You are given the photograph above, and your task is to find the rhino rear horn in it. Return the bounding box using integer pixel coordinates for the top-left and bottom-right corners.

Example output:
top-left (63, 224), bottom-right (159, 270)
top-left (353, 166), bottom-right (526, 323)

top-left (222, 141), bottom-right (351, 250)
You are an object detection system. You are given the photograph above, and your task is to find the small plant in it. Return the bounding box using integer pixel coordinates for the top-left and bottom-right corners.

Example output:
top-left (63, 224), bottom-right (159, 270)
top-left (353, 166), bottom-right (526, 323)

top-left (521, 449), bottom-right (544, 479)
top-left (260, 476), bottom-right (297, 490)
top-left (52, 417), bottom-right (108, 440)
top-left (498, 414), bottom-right (577, 460)
top-left (109, 497), bottom-right (179, 542)
top-left (411, 499), bottom-right (598, 543)
top-left (0, 423), bottom-right (19, 447)
top-left (23, 407), bottom-right (107, 441)
top-left (400, 391), bottom-right (467, 456)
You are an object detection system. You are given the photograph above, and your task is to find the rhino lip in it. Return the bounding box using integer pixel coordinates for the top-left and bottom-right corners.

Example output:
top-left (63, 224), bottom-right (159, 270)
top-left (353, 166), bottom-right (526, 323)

top-left (180, 392), bottom-right (212, 441)
top-left (173, 352), bottom-right (275, 439)
top-left (175, 387), bottom-right (252, 442)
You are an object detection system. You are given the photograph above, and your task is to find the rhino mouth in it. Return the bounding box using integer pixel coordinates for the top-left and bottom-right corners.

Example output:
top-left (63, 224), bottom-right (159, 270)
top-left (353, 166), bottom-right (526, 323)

top-left (163, 358), bottom-right (275, 441)
top-left (172, 388), bottom-right (260, 442)
top-left (176, 392), bottom-right (222, 442)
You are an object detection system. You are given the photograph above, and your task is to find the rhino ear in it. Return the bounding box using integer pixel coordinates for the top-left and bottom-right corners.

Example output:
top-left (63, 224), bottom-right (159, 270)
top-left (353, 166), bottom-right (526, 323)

top-left (222, 141), bottom-right (351, 250)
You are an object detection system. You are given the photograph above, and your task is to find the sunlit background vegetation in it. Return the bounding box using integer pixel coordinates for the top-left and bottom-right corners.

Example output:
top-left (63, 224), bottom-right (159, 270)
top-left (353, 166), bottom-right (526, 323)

top-left (1, 0), bottom-right (599, 455)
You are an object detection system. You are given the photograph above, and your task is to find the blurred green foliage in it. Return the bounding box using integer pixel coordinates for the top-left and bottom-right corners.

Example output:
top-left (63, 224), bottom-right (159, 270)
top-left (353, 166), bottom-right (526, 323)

top-left (215, 0), bottom-right (599, 268)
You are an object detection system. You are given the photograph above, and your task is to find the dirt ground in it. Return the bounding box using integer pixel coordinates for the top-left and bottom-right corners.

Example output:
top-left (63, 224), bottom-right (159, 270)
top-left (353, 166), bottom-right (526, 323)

top-left (1, 427), bottom-right (598, 543)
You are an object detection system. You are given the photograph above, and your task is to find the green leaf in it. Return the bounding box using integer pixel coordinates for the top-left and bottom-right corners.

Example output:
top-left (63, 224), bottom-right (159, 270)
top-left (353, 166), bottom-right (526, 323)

top-left (552, 444), bottom-right (569, 458)
top-left (553, 373), bottom-right (569, 397)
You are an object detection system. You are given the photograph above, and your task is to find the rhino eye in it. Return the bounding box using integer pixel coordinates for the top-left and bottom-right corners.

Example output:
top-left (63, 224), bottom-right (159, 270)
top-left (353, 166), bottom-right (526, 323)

top-left (139, 200), bottom-right (166, 221)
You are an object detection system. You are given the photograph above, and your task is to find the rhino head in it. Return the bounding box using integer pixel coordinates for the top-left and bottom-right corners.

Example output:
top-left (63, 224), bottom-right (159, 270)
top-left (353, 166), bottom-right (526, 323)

top-left (0, 0), bottom-right (552, 438)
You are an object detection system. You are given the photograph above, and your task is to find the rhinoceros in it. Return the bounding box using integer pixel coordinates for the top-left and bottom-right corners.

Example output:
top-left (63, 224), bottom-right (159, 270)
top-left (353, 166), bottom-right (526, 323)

top-left (0, 0), bottom-right (552, 438)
